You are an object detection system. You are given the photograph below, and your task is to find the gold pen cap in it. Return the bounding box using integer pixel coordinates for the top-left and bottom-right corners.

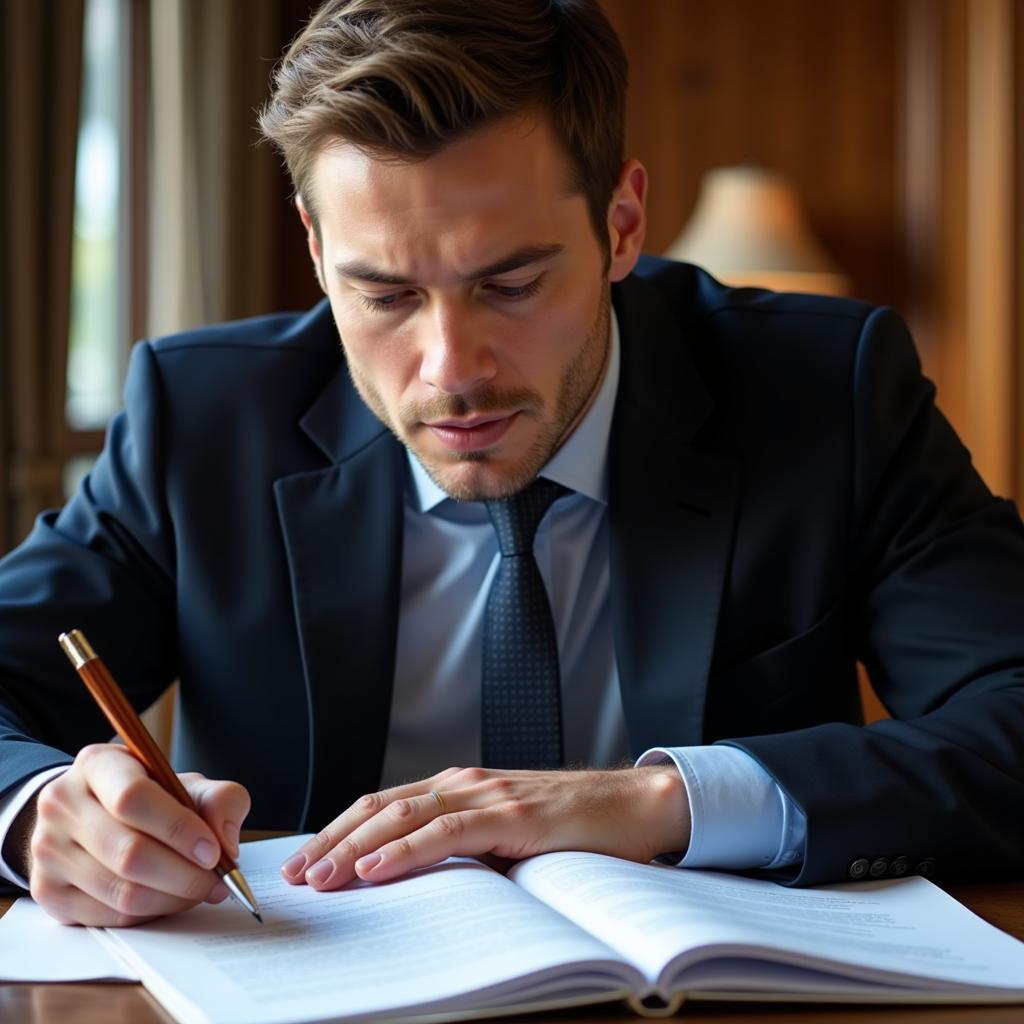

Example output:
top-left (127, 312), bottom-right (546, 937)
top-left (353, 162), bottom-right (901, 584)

top-left (59, 630), bottom-right (97, 670)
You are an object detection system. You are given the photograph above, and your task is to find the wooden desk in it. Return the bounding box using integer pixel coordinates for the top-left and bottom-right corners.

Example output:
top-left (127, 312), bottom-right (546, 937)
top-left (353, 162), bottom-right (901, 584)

top-left (2, 873), bottom-right (1022, 1024)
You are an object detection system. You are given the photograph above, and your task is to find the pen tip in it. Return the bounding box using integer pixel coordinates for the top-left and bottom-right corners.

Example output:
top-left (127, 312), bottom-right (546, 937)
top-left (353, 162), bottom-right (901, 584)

top-left (254, 912), bottom-right (264, 924)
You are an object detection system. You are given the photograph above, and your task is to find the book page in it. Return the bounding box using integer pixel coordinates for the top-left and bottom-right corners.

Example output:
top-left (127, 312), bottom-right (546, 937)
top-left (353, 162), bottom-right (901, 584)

top-left (508, 852), bottom-right (1024, 996)
top-left (95, 836), bottom-right (641, 1024)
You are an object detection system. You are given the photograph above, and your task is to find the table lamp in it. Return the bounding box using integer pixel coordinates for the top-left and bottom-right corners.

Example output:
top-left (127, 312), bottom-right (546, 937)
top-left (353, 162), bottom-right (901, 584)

top-left (665, 165), bottom-right (849, 296)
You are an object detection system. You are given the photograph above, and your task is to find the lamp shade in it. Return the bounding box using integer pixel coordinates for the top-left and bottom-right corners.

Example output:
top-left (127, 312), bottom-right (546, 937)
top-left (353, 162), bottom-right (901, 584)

top-left (666, 166), bottom-right (849, 296)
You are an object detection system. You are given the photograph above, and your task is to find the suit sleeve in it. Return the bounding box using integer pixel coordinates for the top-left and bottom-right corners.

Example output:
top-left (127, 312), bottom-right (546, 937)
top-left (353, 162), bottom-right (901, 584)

top-left (727, 307), bottom-right (1024, 886)
top-left (0, 342), bottom-right (179, 816)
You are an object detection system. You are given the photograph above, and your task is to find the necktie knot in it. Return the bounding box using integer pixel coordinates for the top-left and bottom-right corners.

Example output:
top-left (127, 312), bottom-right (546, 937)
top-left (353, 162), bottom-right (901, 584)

top-left (485, 478), bottom-right (570, 557)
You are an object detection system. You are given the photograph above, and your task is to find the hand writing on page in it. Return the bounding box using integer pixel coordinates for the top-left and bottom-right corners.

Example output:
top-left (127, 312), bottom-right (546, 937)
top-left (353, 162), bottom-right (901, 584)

top-left (280, 765), bottom-right (690, 891)
top-left (10, 744), bottom-right (251, 926)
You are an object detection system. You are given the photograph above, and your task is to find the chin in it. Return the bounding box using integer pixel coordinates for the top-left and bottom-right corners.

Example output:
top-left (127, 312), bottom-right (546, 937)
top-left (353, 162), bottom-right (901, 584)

top-left (418, 451), bottom-right (545, 503)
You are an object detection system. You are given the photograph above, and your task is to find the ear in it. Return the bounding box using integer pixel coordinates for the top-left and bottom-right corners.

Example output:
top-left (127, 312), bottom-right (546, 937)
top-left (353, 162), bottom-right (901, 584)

top-left (296, 194), bottom-right (328, 294)
top-left (606, 159), bottom-right (648, 283)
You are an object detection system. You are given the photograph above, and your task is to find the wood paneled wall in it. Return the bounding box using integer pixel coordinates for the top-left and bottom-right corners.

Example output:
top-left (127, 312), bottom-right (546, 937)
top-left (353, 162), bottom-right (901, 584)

top-left (602, 0), bottom-right (904, 310)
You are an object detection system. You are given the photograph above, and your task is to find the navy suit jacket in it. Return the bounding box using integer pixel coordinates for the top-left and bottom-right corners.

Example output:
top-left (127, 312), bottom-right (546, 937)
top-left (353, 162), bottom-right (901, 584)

top-left (2, 258), bottom-right (1023, 886)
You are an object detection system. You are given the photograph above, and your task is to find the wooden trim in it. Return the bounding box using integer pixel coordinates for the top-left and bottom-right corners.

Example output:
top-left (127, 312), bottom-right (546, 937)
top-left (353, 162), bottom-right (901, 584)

top-left (900, 0), bottom-right (1019, 504)
top-left (899, 0), bottom-right (941, 365)
top-left (965, 0), bottom-right (1015, 498)
top-left (1016, 1), bottom-right (1024, 502)
top-left (936, 0), bottom-right (970, 440)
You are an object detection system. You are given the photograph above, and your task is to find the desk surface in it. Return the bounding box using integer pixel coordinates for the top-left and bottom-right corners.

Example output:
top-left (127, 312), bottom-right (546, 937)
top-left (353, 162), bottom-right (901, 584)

top-left (2, 862), bottom-right (1022, 1024)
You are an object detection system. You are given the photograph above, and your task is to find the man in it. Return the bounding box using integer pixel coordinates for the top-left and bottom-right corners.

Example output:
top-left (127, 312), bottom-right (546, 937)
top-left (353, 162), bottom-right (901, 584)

top-left (1, 0), bottom-right (1023, 927)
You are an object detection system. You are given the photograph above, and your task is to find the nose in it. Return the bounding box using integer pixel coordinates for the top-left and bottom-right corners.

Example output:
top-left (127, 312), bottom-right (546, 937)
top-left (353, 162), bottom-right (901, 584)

top-left (418, 302), bottom-right (496, 395)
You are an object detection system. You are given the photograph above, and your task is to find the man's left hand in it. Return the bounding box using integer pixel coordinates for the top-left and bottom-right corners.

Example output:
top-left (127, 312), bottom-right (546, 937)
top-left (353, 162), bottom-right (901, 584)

top-left (280, 765), bottom-right (690, 891)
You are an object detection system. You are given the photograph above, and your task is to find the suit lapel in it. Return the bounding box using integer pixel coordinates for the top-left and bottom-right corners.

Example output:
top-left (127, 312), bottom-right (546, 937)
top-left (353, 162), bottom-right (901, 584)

top-left (609, 275), bottom-right (739, 754)
top-left (274, 366), bottom-right (406, 830)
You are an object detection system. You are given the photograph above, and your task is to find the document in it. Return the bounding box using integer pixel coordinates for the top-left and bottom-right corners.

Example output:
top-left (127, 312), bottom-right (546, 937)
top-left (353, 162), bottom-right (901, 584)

top-left (0, 895), bottom-right (133, 982)
top-left (3, 834), bottom-right (1024, 1023)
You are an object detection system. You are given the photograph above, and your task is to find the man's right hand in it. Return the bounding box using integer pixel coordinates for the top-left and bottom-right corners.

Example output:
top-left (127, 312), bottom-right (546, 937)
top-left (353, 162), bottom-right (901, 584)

top-left (8, 743), bottom-right (251, 926)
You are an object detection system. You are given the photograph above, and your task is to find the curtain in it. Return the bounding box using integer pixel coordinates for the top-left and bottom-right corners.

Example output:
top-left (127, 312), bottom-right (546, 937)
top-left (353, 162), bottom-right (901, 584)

top-left (0, 1), bottom-right (85, 551)
top-left (147, 0), bottom-right (281, 337)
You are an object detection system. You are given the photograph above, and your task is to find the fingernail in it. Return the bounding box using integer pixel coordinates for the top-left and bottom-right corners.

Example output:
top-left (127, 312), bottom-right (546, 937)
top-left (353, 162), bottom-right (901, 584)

top-left (193, 839), bottom-right (219, 868)
top-left (223, 822), bottom-right (240, 858)
top-left (282, 853), bottom-right (307, 878)
top-left (356, 851), bottom-right (381, 873)
top-left (307, 859), bottom-right (334, 886)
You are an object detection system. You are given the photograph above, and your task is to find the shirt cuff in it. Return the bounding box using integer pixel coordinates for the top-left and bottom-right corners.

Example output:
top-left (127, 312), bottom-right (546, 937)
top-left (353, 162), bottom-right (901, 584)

top-left (636, 745), bottom-right (806, 870)
top-left (0, 766), bottom-right (70, 889)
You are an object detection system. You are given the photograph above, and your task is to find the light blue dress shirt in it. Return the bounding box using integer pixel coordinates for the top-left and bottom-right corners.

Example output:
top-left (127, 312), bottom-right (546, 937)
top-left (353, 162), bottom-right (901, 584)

top-left (0, 311), bottom-right (806, 887)
top-left (380, 312), bottom-right (806, 871)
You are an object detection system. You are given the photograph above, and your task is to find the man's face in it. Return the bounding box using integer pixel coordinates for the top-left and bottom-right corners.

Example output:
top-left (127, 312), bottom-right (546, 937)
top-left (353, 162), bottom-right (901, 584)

top-left (302, 114), bottom-right (643, 501)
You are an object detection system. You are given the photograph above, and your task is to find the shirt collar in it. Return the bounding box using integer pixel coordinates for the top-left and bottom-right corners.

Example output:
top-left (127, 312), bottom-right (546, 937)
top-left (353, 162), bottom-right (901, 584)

top-left (408, 310), bottom-right (621, 512)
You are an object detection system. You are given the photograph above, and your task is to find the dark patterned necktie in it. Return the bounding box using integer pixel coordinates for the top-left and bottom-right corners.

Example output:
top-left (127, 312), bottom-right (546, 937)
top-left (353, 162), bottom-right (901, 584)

top-left (481, 477), bottom-right (571, 770)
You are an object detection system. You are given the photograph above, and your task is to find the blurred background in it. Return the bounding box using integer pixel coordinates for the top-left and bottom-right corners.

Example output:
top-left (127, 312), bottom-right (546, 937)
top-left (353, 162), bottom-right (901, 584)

top-left (1, 0), bottom-right (1022, 551)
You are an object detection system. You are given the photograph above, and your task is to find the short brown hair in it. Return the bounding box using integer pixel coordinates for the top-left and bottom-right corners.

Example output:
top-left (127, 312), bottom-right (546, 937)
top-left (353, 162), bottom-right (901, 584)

top-left (259, 0), bottom-right (627, 251)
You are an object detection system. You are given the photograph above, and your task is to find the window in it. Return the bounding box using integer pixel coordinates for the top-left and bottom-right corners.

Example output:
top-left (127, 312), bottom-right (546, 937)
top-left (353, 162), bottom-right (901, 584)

top-left (67, 0), bottom-right (127, 433)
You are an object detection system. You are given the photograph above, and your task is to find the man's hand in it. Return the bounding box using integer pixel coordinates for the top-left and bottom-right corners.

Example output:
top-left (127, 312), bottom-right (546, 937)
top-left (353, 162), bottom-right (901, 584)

top-left (281, 765), bottom-right (690, 891)
top-left (15, 743), bottom-right (251, 926)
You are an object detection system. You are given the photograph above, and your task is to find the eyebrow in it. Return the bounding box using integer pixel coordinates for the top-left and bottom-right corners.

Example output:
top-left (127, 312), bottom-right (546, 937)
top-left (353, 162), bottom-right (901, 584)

top-left (334, 243), bottom-right (565, 286)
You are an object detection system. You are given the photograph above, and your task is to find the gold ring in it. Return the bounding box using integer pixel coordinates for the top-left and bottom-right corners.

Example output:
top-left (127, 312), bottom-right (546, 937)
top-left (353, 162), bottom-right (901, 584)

top-left (430, 790), bottom-right (447, 815)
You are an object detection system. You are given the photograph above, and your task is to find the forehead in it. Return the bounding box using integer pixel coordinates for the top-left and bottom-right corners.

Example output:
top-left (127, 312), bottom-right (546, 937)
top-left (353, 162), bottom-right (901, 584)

top-left (310, 115), bottom-right (586, 278)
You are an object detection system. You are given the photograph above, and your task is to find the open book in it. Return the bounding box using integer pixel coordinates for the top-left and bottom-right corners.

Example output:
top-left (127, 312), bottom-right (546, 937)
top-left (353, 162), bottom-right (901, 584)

top-left (70, 835), bottom-right (1024, 1022)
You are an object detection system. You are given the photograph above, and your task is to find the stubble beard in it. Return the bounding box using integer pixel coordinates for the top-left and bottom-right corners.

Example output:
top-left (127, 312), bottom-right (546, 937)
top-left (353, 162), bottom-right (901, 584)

top-left (346, 286), bottom-right (611, 502)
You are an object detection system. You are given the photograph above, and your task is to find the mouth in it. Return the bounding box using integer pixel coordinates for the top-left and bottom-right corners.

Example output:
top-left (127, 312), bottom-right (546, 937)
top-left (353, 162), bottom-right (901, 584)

top-left (423, 412), bottom-right (520, 453)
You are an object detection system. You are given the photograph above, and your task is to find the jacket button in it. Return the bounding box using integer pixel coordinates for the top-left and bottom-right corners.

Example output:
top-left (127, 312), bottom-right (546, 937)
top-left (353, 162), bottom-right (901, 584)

top-left (889, 856), bottom-right (909, 877)
top-left (869, 857), bottom-right (889, 878)
top-left (915, 858), bottom-right (937, 878)
top-left (848, 858), bottom-right (870, 879)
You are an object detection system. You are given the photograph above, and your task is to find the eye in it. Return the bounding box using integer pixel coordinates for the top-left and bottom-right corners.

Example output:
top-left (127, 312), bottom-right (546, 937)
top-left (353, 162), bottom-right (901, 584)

top-left (357, 291), bottom-right (407, 313)
top-left (488, 276), bottom-right (544, 301)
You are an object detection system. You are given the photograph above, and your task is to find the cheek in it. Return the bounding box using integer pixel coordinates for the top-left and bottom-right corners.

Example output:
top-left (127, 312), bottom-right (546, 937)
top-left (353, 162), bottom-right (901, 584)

top-left (510, 288), bottom-right (599, 377)
top-left (332, 310), bottom-right (417, 403)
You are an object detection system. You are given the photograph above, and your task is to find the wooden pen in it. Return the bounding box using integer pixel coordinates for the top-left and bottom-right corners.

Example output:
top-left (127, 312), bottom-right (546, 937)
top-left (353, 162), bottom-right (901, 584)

top-left (58, 629), bottom-right (262, 922)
